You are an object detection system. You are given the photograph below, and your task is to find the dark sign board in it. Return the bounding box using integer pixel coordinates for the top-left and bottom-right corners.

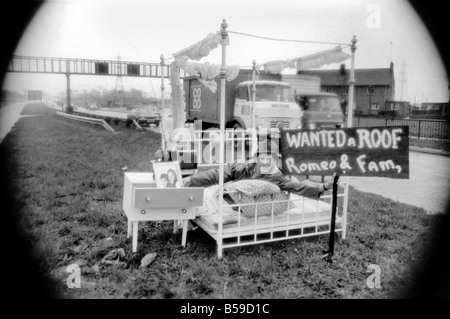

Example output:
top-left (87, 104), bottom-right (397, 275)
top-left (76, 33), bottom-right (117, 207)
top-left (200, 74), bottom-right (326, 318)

top-left (95, 62), bottom-right (109, 74)
top-left (280, 126), bottom-right (409, 179)
top-left (127, 64), bottom-right (140, 76)
top-left (28, 90), bottom-right (42, 101)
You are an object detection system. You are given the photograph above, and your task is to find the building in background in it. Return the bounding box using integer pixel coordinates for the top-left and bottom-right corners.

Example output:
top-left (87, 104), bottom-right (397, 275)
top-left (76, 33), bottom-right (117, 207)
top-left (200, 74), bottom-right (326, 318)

top-left (300, 63), bottom-right (396, 116)
top-left (384, 100), bottom-right (410, 117)
top-left (412, 102), bottom-right (449, 119)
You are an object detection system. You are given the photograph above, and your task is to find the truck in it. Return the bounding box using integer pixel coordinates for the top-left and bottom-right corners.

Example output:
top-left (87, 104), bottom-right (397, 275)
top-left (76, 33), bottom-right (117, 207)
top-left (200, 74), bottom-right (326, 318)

top-left (281, 74), bottom-right (321, 95)
top-left (183, 69), bottom-right (302, 133)
top-left (294, 92), bottom-right (345, 129)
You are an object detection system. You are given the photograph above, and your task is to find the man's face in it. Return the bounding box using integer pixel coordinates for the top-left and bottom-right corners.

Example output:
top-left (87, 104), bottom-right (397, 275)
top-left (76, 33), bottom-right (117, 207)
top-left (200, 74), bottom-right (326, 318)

top-left (257, 154), bottom-right (275, 174)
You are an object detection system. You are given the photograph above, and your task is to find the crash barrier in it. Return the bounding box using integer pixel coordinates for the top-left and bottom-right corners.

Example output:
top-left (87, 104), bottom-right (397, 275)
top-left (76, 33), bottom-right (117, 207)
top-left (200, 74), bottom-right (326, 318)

top-left (56, 111), bottom-right (115, 132)
top-left (71, 108), bottom-right (128, 126)
top-left (132, 119), bottom-right (143, 131)
top-left (354, 116), bottom-right (450, 141)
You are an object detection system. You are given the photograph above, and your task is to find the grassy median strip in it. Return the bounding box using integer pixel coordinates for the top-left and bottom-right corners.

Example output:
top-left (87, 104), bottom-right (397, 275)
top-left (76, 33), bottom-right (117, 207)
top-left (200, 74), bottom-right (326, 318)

top-left (0, 113), bottom-right (445, 299)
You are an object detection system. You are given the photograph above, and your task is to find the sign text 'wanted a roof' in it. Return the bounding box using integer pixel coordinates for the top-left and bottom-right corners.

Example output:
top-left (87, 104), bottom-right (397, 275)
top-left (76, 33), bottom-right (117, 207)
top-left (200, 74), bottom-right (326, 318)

top-left (280, 126), bottom-right (409, 178)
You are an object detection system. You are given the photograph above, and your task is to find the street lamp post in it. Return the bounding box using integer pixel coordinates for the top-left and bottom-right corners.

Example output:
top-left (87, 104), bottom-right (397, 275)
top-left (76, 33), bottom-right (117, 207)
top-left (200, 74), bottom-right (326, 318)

top-left (346, 36), bottom-right (357, 128)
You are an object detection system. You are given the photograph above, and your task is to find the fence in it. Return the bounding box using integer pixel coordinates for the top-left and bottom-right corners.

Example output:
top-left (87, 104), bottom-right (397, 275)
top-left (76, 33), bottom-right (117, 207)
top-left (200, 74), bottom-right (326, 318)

top-left (353, 116), bottom-right (450, 141)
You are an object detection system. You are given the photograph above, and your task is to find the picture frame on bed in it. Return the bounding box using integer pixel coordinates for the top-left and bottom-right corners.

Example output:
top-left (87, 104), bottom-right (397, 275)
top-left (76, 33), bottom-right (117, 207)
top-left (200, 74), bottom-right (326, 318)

top-left (152, 161), bottom-right (183, 188)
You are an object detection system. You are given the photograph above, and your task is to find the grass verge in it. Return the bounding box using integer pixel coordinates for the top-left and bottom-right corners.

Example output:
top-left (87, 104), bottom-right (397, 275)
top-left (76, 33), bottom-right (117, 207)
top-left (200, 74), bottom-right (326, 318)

top-left (0, 112), bottom-right (448, 299)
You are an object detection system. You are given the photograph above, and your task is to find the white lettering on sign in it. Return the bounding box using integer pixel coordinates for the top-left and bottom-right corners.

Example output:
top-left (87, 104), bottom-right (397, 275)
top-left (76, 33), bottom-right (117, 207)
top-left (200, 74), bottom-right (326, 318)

top-left (285, 128), bottom-right (403, 150)
top-left (284, 157), bottom-right (339, 174)
top-left (281, 126), bottom-right (408, 178)
top-left (192, 87), bottom-right (202, 110)
top-left (357, 155), bottom-right (367, 173)
top-left (357, 154), bottom-right (402, 173)
top-left (285, 153), bottom-right (401, 175)
top-left (347, 138), bottom-right (356, 147)
top-left (287, 130), bottom-right (347, 148)
top-left (356, 128), bottom-right (402, 149)
top-left (340, 154), bottom-right (352, 170)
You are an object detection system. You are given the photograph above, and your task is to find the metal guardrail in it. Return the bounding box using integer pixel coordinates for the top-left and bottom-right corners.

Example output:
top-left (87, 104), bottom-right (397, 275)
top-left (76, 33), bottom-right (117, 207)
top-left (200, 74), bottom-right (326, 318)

top-left (132, 119), bottom-right (143, 131)
top-left (56, 112), bottom-right (115, 132)
top-left (353, 116), bottom-right (450, 140)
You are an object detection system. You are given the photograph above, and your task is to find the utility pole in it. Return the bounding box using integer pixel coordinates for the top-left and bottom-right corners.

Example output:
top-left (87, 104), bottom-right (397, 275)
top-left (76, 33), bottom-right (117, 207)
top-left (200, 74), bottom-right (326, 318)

top-left (65, 59), bottom-right (71, 113)
top-left (399, 61), bottom-right (406, 102)
top-left (114, 54), bottom-right (124, 108)
top-left (347, 36), bottom-right (357, 128)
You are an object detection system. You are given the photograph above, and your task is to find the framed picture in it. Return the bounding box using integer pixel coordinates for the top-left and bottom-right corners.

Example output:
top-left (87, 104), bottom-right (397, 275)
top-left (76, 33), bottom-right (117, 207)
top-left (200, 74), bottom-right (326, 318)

top-left (152, 161), bottom-right (183, 188)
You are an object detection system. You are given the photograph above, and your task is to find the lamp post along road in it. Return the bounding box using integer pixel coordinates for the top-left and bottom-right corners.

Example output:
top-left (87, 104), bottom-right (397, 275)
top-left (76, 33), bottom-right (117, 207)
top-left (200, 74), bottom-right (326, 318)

top-left (347, 36), bottom-right (357, 127)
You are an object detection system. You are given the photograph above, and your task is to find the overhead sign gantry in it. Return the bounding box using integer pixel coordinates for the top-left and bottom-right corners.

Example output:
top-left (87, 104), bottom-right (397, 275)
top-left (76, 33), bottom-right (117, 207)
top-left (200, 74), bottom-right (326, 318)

top-left (7, 55), bottom-right (187, 109)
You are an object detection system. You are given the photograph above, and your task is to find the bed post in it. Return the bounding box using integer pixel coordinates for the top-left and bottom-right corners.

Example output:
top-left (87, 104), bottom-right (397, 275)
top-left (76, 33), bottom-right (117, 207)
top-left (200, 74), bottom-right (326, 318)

top-left (341, 36), bottom-right (356, 240)
top-left (342, 181), bottom-right (349, 239)
top-left (323, 174), bottom-right (339, 263)
top-left (217, 19), bottom-right (228, 259)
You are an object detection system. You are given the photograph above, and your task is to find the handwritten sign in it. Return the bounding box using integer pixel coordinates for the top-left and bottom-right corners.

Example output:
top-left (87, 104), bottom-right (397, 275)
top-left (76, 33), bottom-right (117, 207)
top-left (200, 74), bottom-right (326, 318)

top-left (280, 126), bottom-right (409, 179)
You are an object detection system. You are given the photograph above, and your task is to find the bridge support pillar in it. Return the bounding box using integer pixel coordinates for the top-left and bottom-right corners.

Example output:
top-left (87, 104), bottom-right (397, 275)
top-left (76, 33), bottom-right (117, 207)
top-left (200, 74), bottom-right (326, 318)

top-left (65, 72), bottom-right (72, 113)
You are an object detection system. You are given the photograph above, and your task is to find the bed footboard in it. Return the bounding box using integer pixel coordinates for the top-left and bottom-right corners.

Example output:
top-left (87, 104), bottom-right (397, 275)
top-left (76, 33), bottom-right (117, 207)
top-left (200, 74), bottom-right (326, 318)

top-left (194, 181), bottom-right (348, 258)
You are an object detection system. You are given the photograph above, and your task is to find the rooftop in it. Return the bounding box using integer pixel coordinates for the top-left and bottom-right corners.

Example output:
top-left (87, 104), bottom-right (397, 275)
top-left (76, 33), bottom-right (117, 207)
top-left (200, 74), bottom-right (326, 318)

top-left (300, 66), bottom-right (394, 86)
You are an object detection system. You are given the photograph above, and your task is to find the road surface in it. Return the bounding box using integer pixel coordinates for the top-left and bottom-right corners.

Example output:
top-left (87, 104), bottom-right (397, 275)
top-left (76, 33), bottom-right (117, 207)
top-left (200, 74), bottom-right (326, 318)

top-left (346, 151), bottom-right (450, 214)
top-left (0, 102), bottom-right (25, 142)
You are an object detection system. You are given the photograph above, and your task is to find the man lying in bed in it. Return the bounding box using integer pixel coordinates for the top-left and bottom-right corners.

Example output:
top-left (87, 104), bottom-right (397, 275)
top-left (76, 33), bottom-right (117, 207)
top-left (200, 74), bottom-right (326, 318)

top-left (182, 139), bottom-right (335, 199)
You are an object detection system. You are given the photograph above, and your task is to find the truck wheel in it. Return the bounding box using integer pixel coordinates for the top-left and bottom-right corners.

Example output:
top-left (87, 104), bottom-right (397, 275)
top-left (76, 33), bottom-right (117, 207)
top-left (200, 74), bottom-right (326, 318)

top-left (155, 121), bottom-right (160, 127)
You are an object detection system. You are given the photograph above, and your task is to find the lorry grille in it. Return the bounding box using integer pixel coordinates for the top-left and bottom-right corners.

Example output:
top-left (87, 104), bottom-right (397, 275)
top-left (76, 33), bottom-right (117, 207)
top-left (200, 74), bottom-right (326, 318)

top-left (270, 120), bottom-right (290, 129)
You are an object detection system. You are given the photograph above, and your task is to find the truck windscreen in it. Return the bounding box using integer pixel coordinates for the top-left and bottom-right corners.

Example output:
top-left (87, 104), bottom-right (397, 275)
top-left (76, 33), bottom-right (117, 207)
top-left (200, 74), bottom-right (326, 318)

top-left (254, 85), bottom-right (294, 102)
top-left (306, 96), bottom-right (341, 112)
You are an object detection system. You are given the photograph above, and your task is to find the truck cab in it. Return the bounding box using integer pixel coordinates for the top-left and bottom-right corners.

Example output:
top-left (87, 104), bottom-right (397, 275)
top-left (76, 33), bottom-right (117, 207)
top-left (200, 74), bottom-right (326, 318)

top-left (294, 92), bottom-right (344, 129)
top-left (184, 70), bottom-right (302, 134)
top-left (233, 80), bottom-right (302, 132)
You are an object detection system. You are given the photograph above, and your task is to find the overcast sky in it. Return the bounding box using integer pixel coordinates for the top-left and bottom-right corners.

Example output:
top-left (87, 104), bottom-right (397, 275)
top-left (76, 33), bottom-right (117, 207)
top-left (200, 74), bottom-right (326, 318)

top-left (2, 0), bottom-right (449, 103)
